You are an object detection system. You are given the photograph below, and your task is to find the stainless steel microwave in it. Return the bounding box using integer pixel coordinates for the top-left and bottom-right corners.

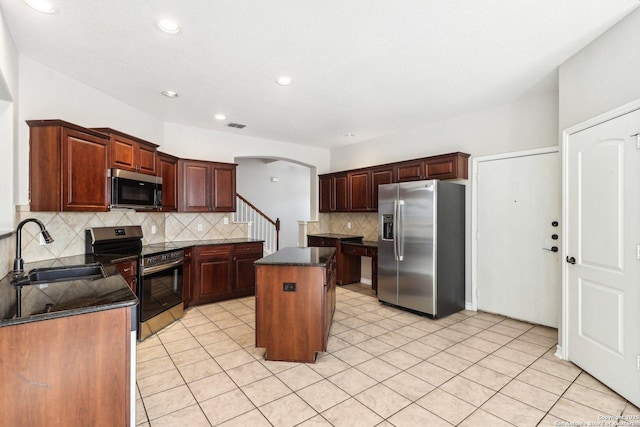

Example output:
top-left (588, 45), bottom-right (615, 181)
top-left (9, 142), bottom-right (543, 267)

top-left (110, 168), bottom-right (162, 210)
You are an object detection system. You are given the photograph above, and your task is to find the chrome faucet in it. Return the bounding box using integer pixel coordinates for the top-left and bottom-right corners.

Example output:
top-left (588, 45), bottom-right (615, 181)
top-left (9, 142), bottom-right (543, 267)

top-left (13, 218), bottom-right (54, 277)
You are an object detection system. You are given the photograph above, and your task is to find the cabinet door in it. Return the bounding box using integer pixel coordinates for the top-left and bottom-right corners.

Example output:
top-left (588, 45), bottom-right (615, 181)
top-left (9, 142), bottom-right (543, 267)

top-left (334, 174), bottom-right (349, 212)
top-left (194, 246), bottom-right (233, 304)
top-left (137, 143), bottom-right (157, 175)
top-left (180, 161), bottom-right (211, 212)
top-left (425, 152), bottom-right (469, 180)
top-left (158, 153), bottom-right (178, 212)
top-left (182, 248), bottom-right (193, 308)
top-left (396, 160), bottom-right (425, 182)
top-left (319, 175), bottom-right (334, 212)
top-left (348, 171), bottom-right (371, 212)
top-left (110, 135), bottom-right (137, 172)
top-left (61, 129), bottom-right (110, 211)
top-left (371, 167), bottom-right (394, 210)
top-left (233, 243), bottom-right (263, 293)
top-left (212, 163), bottom-right (236, 212)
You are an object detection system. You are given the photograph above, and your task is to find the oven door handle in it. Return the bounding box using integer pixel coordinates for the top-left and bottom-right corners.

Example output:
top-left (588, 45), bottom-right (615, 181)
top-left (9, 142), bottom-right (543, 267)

top-left (141, 257), bottom-right (184, 275)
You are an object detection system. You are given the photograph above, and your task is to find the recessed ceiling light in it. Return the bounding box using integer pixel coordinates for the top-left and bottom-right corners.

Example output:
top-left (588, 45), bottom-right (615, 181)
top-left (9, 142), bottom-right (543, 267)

top-left (161, 90), bottom-right (178, 98)
top-left (214, 114), bottom-right (226, 121)
top-left (156, 19), bottom-right (181, 34)
top-left (25, 0), bottom-right (55, 13)
top-left (275, 76), bottom-right (293, 86)
top-left (344, 133), bottom-right (356, 137)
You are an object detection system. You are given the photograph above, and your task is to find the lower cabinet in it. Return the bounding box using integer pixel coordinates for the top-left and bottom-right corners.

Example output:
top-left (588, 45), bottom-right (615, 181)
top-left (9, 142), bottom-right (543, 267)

top-left (191, 242), bottom-right (263, 306)
top-left (0, 308), bottom-right (131, 426)
top-left (114, 259), bottom-right (137, 292)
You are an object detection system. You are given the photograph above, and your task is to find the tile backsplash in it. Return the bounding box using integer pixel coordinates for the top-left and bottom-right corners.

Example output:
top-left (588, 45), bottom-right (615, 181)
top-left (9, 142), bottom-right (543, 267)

top-left (307, 212), bottom-right (378, 242)
top-left (0, 206), bottom-right (248, 273)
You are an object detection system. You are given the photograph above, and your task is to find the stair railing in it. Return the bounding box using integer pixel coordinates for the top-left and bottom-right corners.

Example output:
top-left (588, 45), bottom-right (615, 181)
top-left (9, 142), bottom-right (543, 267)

top-left (234, 194), bottom-right (280, 254)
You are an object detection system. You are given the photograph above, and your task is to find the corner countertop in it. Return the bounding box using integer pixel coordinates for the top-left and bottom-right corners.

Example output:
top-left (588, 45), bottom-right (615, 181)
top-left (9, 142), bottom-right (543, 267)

top-left (255, 247), bottom-right (336, 267)
top-left (0, 254), bottom-right (138, 327)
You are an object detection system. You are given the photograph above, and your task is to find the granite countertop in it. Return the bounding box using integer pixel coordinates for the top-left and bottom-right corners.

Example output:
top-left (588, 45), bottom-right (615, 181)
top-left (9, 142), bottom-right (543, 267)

top-left (342, 240), bottom-right (378, 248)
top-left (0, 254), bottom-right (138, 327)
top-left (255, 247), bottom-right (336, 266)
top-left (307, 233), bottom-right (363, 240)
top-left (0, 238), bottom-right (265, 327)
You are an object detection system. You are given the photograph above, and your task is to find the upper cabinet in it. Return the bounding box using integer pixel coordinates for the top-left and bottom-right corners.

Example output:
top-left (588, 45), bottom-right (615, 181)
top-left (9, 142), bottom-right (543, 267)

top-left (319, 152), bottom-right (469, 212)
top-left (178, 159), bottom-right (237, 212)
top-left (319, 173), bottom-right (349, 212)
top-left (28, 120), bottom-right (111, 212)
top-left (157, 152), bottom-right (179, 212)
top-left (92, 128), bottom-right (159, 175)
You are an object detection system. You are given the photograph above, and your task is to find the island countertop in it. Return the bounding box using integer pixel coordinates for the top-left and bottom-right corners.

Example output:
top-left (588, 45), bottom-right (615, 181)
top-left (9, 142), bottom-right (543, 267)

top-left (255, 247), bottom-right (336, 267)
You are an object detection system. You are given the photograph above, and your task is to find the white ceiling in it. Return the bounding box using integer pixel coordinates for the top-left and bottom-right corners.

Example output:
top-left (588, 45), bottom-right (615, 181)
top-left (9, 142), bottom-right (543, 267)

top-left (0, 1), bottom-right (638, 148)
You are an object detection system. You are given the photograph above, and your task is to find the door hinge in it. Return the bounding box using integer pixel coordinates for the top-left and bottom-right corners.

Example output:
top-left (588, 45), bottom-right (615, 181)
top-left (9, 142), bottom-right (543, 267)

top-left (637, 354), bottom-right (640, 371)
top-left (637, 244), bottom-right (640, 260)
top-left (633, 133), bottom-right (640, 149)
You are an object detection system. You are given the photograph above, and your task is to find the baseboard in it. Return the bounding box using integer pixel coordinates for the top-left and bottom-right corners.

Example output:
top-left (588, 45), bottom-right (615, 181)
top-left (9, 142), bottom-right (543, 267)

top-left (465, 302), bottom-right (475, 311)
top-left (554, 345), bottom-right (566, 360)
top-left (360, 278), bottom-right (372, 286)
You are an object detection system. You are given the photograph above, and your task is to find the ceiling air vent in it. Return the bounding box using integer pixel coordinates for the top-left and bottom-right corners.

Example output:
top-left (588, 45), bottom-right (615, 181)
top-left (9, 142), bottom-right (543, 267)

top-left (227, 123), bottom-right (246, 129)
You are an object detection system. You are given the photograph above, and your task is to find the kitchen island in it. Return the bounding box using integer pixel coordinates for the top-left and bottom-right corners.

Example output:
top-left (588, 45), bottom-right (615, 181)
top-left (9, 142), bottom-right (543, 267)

top-left (255, 247), bottom-right (336, 363)
top-left (0, 255), bottom-right (138, 427)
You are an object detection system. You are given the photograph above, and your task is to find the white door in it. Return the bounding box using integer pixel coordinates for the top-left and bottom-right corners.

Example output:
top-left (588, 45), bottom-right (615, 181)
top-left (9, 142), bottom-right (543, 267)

top-left (475, 149), bottom-right (561, 327)
top-left (564, 107), bottom-right (640, 406)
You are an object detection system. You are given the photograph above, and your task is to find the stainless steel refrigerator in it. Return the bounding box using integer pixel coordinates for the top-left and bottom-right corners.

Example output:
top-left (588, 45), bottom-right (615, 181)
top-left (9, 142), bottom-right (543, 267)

top-left (378, 180), bottom-right (465, 317)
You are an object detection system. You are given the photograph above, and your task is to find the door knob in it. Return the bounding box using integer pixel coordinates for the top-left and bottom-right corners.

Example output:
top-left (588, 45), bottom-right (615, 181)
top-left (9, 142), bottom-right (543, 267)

top-left (566, 256), bottom-right (576, 264)
top-left (543, 246), bottom-right (558, 252)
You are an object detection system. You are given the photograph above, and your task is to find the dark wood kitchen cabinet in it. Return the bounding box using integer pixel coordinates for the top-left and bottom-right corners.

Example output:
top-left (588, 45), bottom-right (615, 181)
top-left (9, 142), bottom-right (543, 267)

top-left (114, 259), bottom-right (137, 292)
top-left (1, 307), bottom-right (132, 426)
top-left (93, 127), bottom-right (159, 175)
top-left (28, 120), bottom-right (111, 212)
top-left (233, 242), bottom-right (263, 294)
top-left (182, 247), bottom-right (193, 308)
top-left (318, 173), bottom-right (348, 212)
top-left (157, 151), bottom-right (179, 212)
top-left (192, 245), bottom-right (233, 305)
top-left (178, 159), bottom-right (237, 212)
top-left (319, 152), bottom-right (469, 212)
top-left (190, 242), bottom-right (263, 306)
top-left (307, 234), bottom-right (362, 285)
top-left (371, 166), bottom-right (394, 209)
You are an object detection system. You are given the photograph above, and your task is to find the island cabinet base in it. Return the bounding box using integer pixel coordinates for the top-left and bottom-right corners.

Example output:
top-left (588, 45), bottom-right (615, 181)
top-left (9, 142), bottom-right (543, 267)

top-left (0, 308), bottom-right (131, 427)
top-left (255, 249), bottom-right (336, 363)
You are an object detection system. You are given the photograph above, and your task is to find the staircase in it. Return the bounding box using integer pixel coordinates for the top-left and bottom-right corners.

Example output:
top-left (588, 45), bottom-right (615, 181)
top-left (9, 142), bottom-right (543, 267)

top-left (234, 194), bottom-right (280, 254)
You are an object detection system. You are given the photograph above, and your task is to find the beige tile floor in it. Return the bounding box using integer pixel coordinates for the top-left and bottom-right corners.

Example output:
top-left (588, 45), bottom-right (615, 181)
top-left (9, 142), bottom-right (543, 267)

top-left (135, 284), bottom-right (639, 426)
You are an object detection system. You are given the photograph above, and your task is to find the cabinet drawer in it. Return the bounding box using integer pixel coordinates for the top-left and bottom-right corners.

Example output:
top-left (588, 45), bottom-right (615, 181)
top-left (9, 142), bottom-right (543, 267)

top-left (341, 244), bottom-right (368, 257)
top-left (114, 260), bottom-right (137, 278)
top-left (307, 236), bottom-right (335, 247)
top-left (235, 243), bottom-right (263, 255)
top-left (196, 245), bottom-right (232, 258)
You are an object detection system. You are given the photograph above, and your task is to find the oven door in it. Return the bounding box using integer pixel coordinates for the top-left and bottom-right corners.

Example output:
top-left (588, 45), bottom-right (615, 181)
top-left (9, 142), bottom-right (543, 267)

top-left (138, 260), bottom-right (183, 340)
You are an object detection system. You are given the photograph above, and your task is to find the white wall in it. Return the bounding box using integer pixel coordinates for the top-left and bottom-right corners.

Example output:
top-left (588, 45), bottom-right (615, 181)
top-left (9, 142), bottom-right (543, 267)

top-left (0, 7), bottom-right (18, 234)
top-left (236, 158), bottom-right (311, 248)
top-left (559, 8), bottom-right (640, 132)
top-left (162, 122), bottom-right (330, 171)
top-left (16, 56), bottom-right (165, 205)
top-left (330, 88), bottom-right (559, 171)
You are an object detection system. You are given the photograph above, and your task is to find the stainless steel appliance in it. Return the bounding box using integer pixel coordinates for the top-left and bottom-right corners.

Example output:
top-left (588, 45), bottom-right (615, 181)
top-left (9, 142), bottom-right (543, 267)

top-left (378, 180), bottom-right (465, 317)
top-left (85, 226), bottom-right (184, 340)
top-left (110, 168), bottom-right (162, 210)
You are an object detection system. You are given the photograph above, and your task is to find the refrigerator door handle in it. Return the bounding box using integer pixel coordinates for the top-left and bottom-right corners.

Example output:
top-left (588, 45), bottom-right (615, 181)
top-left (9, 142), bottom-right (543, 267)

top-left (392, 200), bottom-right (399, 261)
top-left (397, 200), bottom-right (405, 261)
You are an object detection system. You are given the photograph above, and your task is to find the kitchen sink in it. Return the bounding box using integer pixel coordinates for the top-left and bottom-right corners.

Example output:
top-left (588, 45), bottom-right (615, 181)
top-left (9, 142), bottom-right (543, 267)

top-left (12, 263), bottom-right (105, 286)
